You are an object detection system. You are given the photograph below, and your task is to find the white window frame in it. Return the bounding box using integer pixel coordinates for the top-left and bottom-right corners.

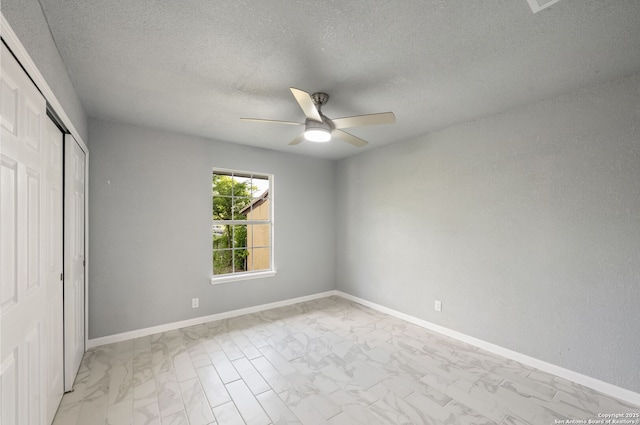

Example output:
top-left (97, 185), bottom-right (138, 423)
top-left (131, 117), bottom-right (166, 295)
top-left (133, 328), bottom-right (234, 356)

top-left (210, 168), bottom-right (276, 285)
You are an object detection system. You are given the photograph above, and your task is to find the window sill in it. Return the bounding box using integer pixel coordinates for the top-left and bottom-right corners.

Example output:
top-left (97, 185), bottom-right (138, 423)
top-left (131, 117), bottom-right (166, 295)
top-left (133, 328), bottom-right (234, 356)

top-left (210, 270), bottom-right (277, 285)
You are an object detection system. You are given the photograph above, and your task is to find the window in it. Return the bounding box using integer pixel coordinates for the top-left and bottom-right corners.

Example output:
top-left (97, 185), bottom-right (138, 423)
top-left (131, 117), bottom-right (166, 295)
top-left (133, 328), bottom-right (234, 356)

top-left (211, 168), bottom-right (274, 284)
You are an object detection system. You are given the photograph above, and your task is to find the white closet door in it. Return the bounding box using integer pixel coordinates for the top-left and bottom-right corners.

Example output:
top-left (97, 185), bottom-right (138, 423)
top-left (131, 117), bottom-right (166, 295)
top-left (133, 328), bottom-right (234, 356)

top-left (44, 118), bottom-right (64, 424)
top-left (1, 43), bottom-right (62, 425)
top-left (63, 134), bottom-right (85, 392)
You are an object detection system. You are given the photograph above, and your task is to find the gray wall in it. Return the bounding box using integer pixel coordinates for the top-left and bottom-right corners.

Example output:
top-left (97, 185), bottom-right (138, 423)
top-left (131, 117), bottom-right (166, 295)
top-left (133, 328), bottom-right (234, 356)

top-left (2, 0), bottom-right (88, 142)
top-left (89, 119), bottom-right (336, 338)
top-left (336, 73), bottom-right (640, 393)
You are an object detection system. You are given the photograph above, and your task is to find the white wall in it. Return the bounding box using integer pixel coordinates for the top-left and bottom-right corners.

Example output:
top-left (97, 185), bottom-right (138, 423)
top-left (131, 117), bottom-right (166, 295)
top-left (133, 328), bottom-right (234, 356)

top-left (336, 73), bottom-right (640, 393)
top-left (88, 118), bottom-right (336, 338)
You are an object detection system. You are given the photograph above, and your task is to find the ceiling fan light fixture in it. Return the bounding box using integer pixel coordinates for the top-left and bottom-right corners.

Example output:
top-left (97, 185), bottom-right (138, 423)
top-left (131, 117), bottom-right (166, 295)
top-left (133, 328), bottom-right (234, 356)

top-left (304, 118), bottom-right (332, 142)
top-left (304, 128), bottom-right (331, 142)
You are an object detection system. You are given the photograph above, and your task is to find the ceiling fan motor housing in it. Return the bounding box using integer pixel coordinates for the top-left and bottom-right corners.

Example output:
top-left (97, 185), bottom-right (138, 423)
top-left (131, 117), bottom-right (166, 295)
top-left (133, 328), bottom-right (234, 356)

top-left (311, 92), bottom-right (329, 107)
top-left (305, 116), bottom-right (333, 131)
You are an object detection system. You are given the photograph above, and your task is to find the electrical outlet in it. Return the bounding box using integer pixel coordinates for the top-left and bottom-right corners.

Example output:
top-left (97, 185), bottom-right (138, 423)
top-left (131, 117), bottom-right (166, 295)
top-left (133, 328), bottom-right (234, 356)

top-left (192, 298), bottom-right (199, 308)
top-left (434, 300), bottom-right (442, 312)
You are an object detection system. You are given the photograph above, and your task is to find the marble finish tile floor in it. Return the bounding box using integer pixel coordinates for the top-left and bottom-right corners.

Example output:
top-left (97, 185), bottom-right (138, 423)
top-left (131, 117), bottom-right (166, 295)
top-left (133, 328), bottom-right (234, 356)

top-left (52, 296), bottom-right (639, 425)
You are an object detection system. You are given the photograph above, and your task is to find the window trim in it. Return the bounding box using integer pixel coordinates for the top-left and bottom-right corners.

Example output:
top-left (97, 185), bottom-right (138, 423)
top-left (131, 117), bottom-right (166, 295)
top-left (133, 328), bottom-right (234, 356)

top-left (210, 168), bottom-right (275, 284)
top-left (210, 270), bottom-right (277, 285)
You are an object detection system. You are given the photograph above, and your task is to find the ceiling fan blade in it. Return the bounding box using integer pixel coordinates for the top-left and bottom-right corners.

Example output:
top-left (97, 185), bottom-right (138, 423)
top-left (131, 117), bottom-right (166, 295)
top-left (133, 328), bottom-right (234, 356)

top-left (290, 88), bottom-right (322, 122)
top-left (332, 129), bottom-right (368, 147)
top-left (288, 133), bottom-right (306, 146)
top-left (240, 118), bottom-right (303, 126)
top-left (331, 112), bottom-right (396, 129)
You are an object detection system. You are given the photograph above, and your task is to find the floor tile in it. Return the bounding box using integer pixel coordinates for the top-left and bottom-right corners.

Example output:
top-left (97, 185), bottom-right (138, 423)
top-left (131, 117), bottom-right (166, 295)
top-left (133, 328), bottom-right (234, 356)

top-left (133, 400), bottom-right (161, 425)
top-left (156, 371), bottom-right (184, 418)
top-left (252, 355), bottom-right (292, 394)
top-left (208, 350), bottom-right (241, 384)
top-left (226, 379), bottom-right (271, 425)
top-left (233, 356), bottom-right (272, 395)
top-left (179, 377), bottom-right (215, 425)
top-left (212, 401), bottom-right (246, 425)
top-left (196, 364), bottom-right (232, 408)
top-left (257, 389), bottom-right (302, 425)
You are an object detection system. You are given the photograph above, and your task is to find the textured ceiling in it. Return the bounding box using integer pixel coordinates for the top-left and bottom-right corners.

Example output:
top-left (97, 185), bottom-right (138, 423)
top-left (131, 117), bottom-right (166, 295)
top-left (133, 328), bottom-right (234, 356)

top-left (39, 0), bottom-right (640, 160)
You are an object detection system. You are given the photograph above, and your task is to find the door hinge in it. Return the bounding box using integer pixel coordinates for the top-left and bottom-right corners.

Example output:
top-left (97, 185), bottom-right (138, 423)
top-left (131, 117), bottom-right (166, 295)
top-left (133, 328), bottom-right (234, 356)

top-left (60, 272), bottom-right (64, 281)
top-left (83, 259), bottom-right (86, 267)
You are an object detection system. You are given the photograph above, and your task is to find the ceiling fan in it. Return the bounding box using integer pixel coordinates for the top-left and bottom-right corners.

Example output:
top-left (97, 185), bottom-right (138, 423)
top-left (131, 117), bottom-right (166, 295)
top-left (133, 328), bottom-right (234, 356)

top-left (241, 88), bottom-right (395, 147)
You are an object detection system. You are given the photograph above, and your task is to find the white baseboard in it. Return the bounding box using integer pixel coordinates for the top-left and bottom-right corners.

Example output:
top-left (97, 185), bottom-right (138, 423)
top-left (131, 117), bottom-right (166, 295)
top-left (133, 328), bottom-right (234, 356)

top-left (87, 290), bottom-right (338, 348)
top-left (87, 288), bottom-right (639, 406)
top-left (335, 291), bottom-right (640, 407)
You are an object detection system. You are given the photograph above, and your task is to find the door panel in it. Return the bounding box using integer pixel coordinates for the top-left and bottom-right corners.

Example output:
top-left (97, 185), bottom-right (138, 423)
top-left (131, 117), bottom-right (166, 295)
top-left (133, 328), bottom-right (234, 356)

top-left (64, 134), bottom-right (85, 392)
top-left (1, 43), bottom-right (49, 425)
top-left (0, 156), bottom-right (18, 311)
top-left (26, 167), bottom-right (41, 291)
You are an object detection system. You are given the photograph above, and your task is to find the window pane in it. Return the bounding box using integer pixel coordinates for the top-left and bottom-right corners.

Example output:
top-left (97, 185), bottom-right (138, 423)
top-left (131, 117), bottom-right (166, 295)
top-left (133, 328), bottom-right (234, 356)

top-left (233, 248), bottom-right (249, 272)
top-left (213, 249), bottom-right (233, 275)
top-left (232, 176), bottom-right (251, 197)
top-left (250, 247), bottom-right (271, 271)
top-left (213, 225), bottom-right (230, 249)
top-left (232, 225), bottom-right (247, 248)
top-left (213, 195), bottom-right (233, 220)
top-left (248, 224), bottom-right (270, 247)
top-left (251, 177), bottom-right (269, 198)
top-left (212, 173), bottom-right (225, 195)
top-left (250, 198), bottom-right (269, 221)
top-left (233, 197), bottom-right (251, 220)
